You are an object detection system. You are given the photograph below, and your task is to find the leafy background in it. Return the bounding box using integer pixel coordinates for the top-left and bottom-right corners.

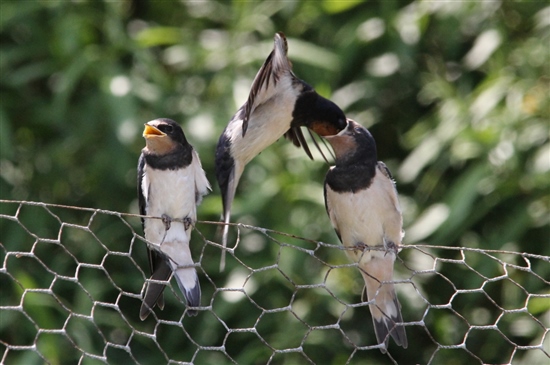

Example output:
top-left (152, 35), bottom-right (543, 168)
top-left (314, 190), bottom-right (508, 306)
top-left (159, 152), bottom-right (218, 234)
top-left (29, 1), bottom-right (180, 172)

top-left (1, 1), bottom-right (549, 364)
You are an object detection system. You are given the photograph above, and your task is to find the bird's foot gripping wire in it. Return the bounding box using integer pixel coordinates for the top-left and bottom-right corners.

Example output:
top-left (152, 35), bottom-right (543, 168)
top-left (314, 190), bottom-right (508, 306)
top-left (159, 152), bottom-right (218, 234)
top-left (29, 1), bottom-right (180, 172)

top-left (182, 217), bottom-right (192, 230)
top-left (384, 239), bottom-right (398, 256)
top-left (353, 241), bottom-right (398, 256)
top-left (354, 242), bottom-right (369, 253)
top-left (161, 214), bottom-right (172, 231)
top-left (161, 214), bottom-right (192, 231)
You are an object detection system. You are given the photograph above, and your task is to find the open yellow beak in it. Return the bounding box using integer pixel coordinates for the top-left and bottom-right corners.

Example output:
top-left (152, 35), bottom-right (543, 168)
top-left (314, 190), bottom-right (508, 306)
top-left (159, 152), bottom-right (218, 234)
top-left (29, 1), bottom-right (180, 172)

top-left (143, 123), bottom-right (165, 138)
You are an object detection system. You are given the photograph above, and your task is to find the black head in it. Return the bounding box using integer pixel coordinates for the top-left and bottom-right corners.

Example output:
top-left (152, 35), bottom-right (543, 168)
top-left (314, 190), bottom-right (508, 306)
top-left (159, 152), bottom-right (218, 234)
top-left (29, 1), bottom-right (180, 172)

top-left (143, 118), bottom-right (189, 155)
top-left (324, 119), bottom-right (377, 165)
top-left (292, 89), bottom-right (347, 137)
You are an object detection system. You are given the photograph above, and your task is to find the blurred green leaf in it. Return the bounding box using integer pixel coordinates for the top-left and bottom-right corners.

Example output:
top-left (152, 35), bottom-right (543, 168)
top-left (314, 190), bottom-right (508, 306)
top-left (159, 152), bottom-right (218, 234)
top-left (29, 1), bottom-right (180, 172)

top-left (288, 37), bottom-right (341, 71)
top-left (0, 108), bottom-right (13, 159)
top-left (135, 27), bottom-right (185, 47)
top-left (527, 294), bottom-right (550, 315)
top-left (322, 0), bottom-right (364, 14)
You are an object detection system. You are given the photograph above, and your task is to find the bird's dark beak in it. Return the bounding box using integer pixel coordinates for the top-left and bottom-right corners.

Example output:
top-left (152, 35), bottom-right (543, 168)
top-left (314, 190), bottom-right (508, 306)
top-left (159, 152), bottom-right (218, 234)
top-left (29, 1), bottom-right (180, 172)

top-left (143, 124), bottom-right (165, 138)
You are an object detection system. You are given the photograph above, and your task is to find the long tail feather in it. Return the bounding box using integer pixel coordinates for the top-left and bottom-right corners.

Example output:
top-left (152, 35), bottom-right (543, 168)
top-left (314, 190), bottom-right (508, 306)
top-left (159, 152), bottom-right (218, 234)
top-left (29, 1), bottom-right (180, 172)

top-left (220, 208), bottom-right (231, 271)
top-left (369, 289), bottom-right (407, 352)
top-left (173, 267), bottom-right (201, 317)
top-left (140, 259), bottom-right (171, 320)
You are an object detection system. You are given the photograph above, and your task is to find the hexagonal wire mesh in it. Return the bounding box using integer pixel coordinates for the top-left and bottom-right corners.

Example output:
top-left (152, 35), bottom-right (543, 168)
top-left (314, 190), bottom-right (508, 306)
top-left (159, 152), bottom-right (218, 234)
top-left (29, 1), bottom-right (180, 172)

top-left (1, 200), bottom-right (549, 364)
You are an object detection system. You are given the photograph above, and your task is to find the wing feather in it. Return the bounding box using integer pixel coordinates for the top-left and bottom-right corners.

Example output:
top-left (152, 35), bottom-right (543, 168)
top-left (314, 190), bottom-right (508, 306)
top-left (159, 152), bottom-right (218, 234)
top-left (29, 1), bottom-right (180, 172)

top-left (242, 33), bottom-right (291, 136)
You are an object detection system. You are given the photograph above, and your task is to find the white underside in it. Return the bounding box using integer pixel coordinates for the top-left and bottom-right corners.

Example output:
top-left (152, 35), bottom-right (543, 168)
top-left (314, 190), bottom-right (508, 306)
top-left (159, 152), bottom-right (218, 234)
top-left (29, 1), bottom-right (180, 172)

top-left (141, 151), bottom-right (210, 288)
top-left (325, 166), bottom-right (403, 265)
top-left (228, 75), bottom-right (300, 171)
top-left (325, 163), bottom-right (405, 343)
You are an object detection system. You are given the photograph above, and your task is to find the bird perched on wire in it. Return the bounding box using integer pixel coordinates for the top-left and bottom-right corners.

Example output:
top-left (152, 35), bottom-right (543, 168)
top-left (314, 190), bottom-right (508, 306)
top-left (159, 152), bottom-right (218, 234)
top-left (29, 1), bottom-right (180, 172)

top-left (321, 119), bottom-right (407, 352)
top-left (138, 118), bottom-right (210, 320)
top-left (215, 32), bottom-right (347, 270)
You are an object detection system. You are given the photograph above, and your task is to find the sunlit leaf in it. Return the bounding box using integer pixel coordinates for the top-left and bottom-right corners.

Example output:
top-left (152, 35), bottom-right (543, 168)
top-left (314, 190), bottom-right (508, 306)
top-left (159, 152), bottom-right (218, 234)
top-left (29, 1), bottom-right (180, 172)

top-left (134, 27), bottom-right (184, 47)
top-left (322, 0), bottom-right (364, 14)
top-left (287, 38), bottom-right (341, 71)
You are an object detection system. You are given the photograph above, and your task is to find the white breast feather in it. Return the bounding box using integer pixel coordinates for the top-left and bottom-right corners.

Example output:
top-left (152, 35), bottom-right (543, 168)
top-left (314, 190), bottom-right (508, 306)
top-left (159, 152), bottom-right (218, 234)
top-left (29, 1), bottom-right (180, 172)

top-left (228, 76), bottom-right (300, 166)
top-left (141, 154), bottom-right (209, 262)
top-left (327, 168), bottom-right (402, 265)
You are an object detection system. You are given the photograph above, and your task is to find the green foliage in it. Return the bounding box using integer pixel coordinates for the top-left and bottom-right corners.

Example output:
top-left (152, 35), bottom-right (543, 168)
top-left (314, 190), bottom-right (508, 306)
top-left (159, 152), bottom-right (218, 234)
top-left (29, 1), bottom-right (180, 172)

top-left (1, 1), bottom-right (548, 364)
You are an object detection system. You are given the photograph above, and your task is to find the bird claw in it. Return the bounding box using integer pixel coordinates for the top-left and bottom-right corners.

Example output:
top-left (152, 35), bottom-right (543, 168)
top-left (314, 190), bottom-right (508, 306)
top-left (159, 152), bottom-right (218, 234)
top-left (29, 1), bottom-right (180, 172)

top-left (384, 240), bottom-right (398, 256)
top-left (182, 217), bottom-right (192, 230)
top-left (354, 241), bottom-right (398, 256)
top-left (161, 214), bottom-right (172, 231)
top-left (354, 242), bottom-right (369, 252)
top-left (161, 214), bottom-right (192, 231)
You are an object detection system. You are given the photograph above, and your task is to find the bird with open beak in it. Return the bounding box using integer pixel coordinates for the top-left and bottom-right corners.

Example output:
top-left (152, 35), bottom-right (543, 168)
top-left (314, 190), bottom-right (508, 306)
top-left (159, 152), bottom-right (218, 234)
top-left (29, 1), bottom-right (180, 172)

top-left (215, 32), bottom-right (347, 269)
top-left (138, 118), bottom-right (210, 320)
top-left (321, 119), bottom-right (407, 352)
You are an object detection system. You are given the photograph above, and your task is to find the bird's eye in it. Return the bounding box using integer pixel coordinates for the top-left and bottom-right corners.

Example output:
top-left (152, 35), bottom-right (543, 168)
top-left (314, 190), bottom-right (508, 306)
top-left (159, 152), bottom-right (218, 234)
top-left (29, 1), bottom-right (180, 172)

top-left (160, 125), bottom-right (173, 133)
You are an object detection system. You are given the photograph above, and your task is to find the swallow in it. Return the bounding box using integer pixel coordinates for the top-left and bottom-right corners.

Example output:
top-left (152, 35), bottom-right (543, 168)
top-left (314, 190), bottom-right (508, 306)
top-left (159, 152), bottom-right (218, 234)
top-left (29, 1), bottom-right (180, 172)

top-left (215, 32), bottom-right (347, 269)
top-left (138, 118), bottom-right (211, 320)
top-left (321, 119), bottom-right (407, 352)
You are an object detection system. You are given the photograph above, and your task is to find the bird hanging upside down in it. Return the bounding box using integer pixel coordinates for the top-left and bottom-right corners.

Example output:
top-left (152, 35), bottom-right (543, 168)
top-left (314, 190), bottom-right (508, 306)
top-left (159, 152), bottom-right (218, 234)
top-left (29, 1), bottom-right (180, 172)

top-left (138, 118), bottom-right (210, 320)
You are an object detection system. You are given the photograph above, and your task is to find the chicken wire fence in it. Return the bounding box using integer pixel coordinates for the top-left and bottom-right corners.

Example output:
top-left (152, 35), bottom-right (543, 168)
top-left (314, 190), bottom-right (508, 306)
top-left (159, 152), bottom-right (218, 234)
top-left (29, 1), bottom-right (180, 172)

top-left (0, 200), bottom-right (549, 365)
